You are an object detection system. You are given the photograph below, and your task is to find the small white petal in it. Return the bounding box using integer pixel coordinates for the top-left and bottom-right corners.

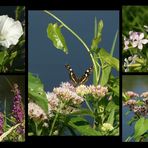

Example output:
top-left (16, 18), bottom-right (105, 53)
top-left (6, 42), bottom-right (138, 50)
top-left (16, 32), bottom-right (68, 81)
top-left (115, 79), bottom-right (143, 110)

top-left (139, 33), bottom-right (144, 39)
top-left (141, 39), bottom-right (148, 44)
top-left (132, 41), bottom-right (138, 47)
top-left (138, 43), bottom-right (143, 50)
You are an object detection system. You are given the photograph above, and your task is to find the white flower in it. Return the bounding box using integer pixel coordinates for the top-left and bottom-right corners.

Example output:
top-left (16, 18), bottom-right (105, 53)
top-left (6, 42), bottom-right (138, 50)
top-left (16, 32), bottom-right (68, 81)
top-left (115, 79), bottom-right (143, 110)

top-left (123, 36), bottom-right (129, 50)
top-left (129, 32), bottom-right (148, 50)
top-left (0, 15), bottom-right (23, 48)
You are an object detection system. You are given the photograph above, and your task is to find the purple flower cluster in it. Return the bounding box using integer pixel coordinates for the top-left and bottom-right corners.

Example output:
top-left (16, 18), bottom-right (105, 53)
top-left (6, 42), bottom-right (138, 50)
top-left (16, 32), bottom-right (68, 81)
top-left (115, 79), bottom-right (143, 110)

top-left (0, 112), bottom-right (4, 136)
top-left (11, 83), bottom-right (25, 134)
top-left (12, 83), bottom-right (24, 123)
top-left (123, 91), bottom-right (148, 116)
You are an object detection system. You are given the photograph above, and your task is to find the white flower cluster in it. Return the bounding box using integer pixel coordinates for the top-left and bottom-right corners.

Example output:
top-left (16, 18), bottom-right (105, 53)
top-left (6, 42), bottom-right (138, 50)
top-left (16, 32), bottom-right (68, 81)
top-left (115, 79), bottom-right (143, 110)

top-left (124, 31), bottom-right (148, 50)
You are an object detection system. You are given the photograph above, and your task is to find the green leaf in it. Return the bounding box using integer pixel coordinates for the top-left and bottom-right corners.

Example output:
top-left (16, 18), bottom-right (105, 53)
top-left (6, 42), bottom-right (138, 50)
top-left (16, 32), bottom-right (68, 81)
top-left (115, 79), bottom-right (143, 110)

top-left (107, 109), bottom-right (115, 125)
top-left (98, 48), bottom-right (119, 86)
top-left (68, 117), bottom-right (101, 136)
top-left (28, 73), bottom-right (48, 114)
top-left (106, 101), bottom-right (119, 112)
top-left (134, 117), bottom-right (148, 141)
top-left (69, 109), bottom-right (94, 118)
top-left (15, 6), bottom-right (25, 20)
top-left (47, 23), bottom-right (68, 54)
top-left (98, 48), bottom-right (119, 71)
top-left (100, 64), bottom-right (111, 86)
top-left (0, 50), bottom-right (8, 65)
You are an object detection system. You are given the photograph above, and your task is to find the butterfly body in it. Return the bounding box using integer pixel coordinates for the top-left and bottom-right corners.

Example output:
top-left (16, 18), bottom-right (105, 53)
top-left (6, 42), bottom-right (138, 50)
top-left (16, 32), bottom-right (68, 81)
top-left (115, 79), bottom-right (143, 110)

top-left (65, 64), bottom-right (93, 87)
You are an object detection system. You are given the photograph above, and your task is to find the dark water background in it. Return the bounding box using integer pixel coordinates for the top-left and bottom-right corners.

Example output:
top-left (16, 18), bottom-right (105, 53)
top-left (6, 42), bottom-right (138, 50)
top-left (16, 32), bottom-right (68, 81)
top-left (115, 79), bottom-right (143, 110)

top-left (0, 76), bottom-right (25, 115)
top-left (122, 75), bottom-right (148, 141)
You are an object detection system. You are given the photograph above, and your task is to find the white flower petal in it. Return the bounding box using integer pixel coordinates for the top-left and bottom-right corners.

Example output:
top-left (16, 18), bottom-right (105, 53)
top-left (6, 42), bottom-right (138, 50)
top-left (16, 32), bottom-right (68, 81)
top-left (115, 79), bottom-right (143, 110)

top-left (141, 39), bottom-right (148, 44)
top-left (0, 15), bottom-right (23, 48)
top-left (139, 33), bottom-right (144, 39)
top-left (132, 41), bottom-right (138, 47)
top-left (138, 43), bottom-right (143, 50)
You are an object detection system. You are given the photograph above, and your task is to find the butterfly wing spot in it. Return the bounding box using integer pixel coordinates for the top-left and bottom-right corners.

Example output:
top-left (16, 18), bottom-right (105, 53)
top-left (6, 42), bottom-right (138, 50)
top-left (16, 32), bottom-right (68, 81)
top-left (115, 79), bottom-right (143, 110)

top-left (65, 64), bottom-right (93, 86)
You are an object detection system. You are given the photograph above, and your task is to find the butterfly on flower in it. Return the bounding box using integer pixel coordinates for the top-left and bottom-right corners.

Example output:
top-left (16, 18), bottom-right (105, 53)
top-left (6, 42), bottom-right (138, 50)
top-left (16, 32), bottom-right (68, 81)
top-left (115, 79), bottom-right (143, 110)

top-left (65, 64), bottom-right (93, 87)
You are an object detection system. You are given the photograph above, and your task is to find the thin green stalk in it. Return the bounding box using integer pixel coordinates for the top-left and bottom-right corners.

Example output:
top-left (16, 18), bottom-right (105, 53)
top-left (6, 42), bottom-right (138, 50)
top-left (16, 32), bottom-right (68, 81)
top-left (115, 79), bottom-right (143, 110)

top-left (111, 30), bottom-right (118, 56)
top-left (43, 10), bottom-right (99, 85)
top-left (49, 101), bottom-right (64, 135)
top-left (84, 99), bottom-right (93, 114)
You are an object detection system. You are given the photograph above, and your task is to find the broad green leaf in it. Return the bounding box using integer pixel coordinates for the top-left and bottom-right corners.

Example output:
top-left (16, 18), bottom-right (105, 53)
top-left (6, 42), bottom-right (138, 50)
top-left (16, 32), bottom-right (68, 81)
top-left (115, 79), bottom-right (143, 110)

top-left (47, 23), bottom-right (68, 54)
top-left (98, 48), bottom-right (119, 71)
top-left (107, 109), bottom-right (115, 125)
top-left (28, 73), bottom-right (48, 114)
top-left (68, 117), bottom-right (101, 136)
top-left (134, 117), bottom-right (148, 141)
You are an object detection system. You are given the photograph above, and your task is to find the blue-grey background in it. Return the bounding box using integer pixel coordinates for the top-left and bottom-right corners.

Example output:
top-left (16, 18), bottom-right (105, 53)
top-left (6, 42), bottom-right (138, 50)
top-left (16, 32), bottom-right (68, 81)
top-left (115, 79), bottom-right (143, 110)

top-left (122, 75), bottom-right (148, 141)
top-left (29, 11), bottom-right (119, 92)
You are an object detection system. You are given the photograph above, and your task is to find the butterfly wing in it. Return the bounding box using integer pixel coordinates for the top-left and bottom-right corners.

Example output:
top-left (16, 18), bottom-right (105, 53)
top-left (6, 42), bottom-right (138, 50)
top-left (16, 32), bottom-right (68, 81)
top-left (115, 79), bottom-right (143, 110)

top-left (78, 66), bottom-right (93, 85)
top-left (65, 64), bottom-right (78, 86)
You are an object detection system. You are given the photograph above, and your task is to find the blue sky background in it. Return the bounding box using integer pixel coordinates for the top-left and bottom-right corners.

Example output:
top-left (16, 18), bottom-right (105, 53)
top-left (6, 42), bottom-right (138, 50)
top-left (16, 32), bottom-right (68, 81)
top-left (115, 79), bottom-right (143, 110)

top-left (28, 10), bottom-right (119, 92)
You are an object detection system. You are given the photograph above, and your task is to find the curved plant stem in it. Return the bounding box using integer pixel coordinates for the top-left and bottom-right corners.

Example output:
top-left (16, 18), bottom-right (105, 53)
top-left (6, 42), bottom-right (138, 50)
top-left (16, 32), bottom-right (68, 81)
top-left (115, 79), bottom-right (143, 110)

top-left (43, 10), bottom-right (99, 85)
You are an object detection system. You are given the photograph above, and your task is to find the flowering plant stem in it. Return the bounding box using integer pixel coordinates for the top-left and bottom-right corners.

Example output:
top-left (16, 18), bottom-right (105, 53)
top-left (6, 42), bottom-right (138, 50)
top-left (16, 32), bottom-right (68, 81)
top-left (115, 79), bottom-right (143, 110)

top-left (49, 101), bottom-right (65, 135)
top-left (43, 10), bottom-right (99, 85)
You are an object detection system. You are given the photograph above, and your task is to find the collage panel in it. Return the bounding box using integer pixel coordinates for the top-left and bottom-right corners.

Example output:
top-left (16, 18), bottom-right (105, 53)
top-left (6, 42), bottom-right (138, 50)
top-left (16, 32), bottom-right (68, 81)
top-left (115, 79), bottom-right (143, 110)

top-left (122, 75), bottom-right (148, 142)
top-left (122, 6), bottom-right (148, 73)
top-left (0, 6), bottom-right (26, 142)
top-left (0, 75), bottom-right (25, 142)
top-left (28, 10), bottom-right (119, 136)
top-left (0, 6), bottom-right (25, 73)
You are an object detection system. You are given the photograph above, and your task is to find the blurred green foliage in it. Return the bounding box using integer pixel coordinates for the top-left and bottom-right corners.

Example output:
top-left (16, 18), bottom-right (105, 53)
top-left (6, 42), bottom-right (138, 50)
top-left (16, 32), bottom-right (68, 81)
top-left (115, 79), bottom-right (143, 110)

top-left (122, 6), bottom-right (148, 35)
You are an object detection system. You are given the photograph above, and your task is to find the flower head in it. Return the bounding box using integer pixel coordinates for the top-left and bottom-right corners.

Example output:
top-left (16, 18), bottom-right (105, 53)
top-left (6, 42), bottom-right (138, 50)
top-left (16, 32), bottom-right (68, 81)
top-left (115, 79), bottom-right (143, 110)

top-left (140, 92), bottom-right (148, 98)
top-left (46, 92), bottom-right (59, 111)
top-left (123, 31), bottom-right (148, 51)
top-left (0, 15), bottom-right (23, 48)
top-left (125, 91), bottom-right (139, 98)
top-left (88, 85), bottom-right (108, 98)
top-left (130, 32), bottom-right (148, 50)
top-left (11, 83), bottom-right (24, 123)
top-left (101, 123), bottom-right (114, 132)
top-left (28, 102), bottom-right (47, 121)
top-left (76, 85), bottom-right (90, 97)
top-left (53, 87), bottom-right (84, 105)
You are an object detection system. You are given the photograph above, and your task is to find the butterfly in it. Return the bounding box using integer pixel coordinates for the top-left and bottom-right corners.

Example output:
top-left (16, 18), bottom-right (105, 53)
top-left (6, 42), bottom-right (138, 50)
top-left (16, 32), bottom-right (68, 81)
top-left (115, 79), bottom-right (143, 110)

top-left (65, 64), bottom-right (93, 87)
